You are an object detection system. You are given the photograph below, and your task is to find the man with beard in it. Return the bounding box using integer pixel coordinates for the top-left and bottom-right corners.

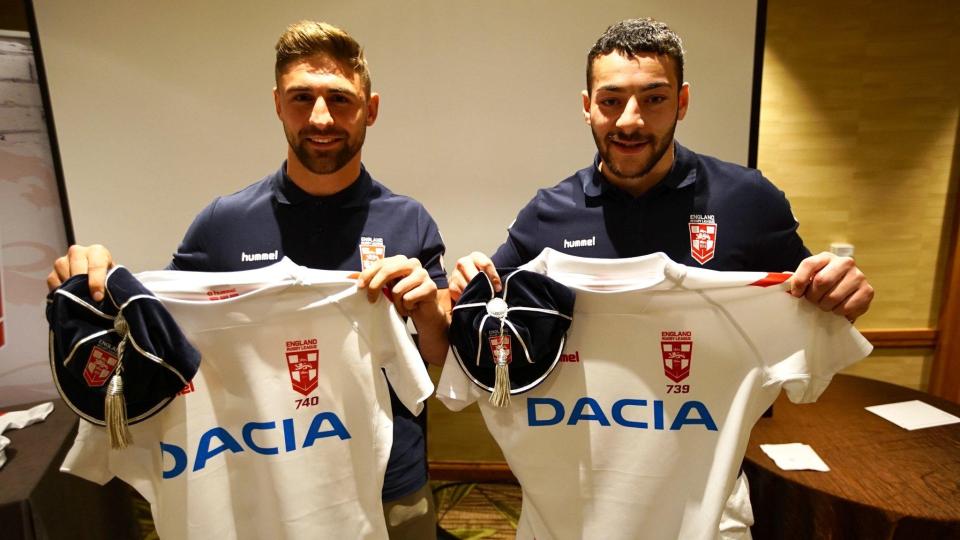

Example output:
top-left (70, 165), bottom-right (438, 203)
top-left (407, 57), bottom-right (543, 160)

top-left (450, 17), bottom-right (873, 319)
top-left (448, 17), bottom-right (873, 538)
top-left (49, 21), bottom-right (448, 540)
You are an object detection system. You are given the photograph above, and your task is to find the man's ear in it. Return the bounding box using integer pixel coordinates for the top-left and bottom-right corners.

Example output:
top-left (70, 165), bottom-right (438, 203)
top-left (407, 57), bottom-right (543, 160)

top-left (366, 92), bottom-right (380, 126)
top-left (581, 89), bottom-right (591, 124)
top-left (677, 83), bottom-right (690, 121)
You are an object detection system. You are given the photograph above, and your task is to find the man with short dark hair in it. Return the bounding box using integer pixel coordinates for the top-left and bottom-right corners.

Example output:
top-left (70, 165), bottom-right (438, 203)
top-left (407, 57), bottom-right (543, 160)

top-left (49, 20), bottom-right (446, 540)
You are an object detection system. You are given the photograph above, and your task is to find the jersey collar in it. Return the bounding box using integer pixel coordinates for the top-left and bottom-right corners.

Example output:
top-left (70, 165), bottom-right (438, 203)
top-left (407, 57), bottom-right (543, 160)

top-left (586, 141), bottom-right (698, 200)
top-left (271, 162), bottom-right (375, 208)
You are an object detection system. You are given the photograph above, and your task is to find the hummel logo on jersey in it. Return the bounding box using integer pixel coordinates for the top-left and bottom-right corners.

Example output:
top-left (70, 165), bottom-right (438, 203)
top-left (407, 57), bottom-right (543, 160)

top-left (178, 381), bottom-right (196, 396)
top-left (563, 236), bottom-right (596, 249)
top-left (560, 351), bottom-right (580, 363)
top-left (689, 215), bottom-right (717, 265)
top-left (83, 341), bottom-right (120, 387)
top-left (206, 288), bottom-right (238, 301)
top-left (661, 331), bottom-right (693, 383)
top-left (241, 250), bottom-right (279, 263)
top-left (359, 236), bottom-right (385, 270)
top-left (286, 338), bottom-right (319, 396)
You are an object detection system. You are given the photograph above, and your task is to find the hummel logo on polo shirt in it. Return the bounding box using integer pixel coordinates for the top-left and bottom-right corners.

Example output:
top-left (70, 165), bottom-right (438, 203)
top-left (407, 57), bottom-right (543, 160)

top-left (240, 250), bottom-right (279, 263)
top-left (562, 236), bottom-right (596, 249)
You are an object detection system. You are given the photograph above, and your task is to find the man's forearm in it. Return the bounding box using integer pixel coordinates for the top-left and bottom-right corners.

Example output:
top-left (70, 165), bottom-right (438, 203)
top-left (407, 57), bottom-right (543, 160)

top-left (411, 289), bottom-right (451, 366)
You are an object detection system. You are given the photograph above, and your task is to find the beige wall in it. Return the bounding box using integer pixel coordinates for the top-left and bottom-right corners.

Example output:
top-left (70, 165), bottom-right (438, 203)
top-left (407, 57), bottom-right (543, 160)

top-left (759, 0), bottom-right (959, 391)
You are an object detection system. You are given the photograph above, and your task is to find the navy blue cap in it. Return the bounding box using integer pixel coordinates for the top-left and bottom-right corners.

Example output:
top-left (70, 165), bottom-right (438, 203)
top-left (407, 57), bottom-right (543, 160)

top-left (46, 266), bottom-right (200, 425)
top-left (449, 269), bottom-right (575, 395)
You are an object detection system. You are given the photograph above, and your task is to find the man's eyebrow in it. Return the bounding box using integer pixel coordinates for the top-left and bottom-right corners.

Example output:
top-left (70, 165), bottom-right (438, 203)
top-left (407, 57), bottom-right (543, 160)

top-left (596, 81), bottom-right (673, 93)
top-left (284, 85), bottom-right (359, 97)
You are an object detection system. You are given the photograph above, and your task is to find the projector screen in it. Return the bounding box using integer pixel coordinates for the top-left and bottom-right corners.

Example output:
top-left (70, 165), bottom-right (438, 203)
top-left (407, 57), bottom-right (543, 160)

top-left (31, 0), bottom-right (761, 271)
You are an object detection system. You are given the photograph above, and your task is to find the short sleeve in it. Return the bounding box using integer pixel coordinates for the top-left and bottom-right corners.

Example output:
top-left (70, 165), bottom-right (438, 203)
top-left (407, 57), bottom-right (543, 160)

top-left (768, 306), bottom-right (873, 403)
top-left (168, 199), bottom-right (220, 271)
top-left (491, 193), bottom-right (541, 268)
top-left (749, 173), bottom-right (811, 272)
top-left (373, 299), bottom-right (434, 415)
top-left (60, 419), bottom-right (114, 485)
top-left (435, 348), bottom-right (481, 411)
top-left (417, 206), bottom-right (448, 289)
top-left (753, 297), bottom-right (873, 403)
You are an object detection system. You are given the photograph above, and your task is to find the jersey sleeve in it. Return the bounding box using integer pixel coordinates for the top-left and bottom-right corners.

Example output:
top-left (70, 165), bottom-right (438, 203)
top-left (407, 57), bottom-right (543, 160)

top-left (748, 172), bottom-right (811, 272)
top-left (435, 349), bottom-right (481, 411)
top-left (750, 297), bottom-right (873, 403)
top-left (417, 206), bottom-right (449, 289)
top-left (168, 198), bottom-right (221, 271)
top-left (372, 300), bottom-right (435, 416)
top-left (59, 419), bottom-right (114, 485)
top-left (491, 193), bottom-right (542, 268)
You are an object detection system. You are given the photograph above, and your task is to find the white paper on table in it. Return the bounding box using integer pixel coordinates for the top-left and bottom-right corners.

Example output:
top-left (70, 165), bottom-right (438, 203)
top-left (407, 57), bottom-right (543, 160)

top-left (865, 400), bottom-right (960, 431)
top-left (759, 443), bottom-right (830, 472)
top-left (0, 435), bottom-right (9, 469)
top-left (0, 401), bottom-right (55, 470)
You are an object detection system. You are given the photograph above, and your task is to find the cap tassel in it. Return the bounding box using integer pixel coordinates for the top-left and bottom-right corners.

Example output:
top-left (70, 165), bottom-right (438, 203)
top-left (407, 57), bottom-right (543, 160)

top-left (106, 313), bottom-right (133, 449)
top-left (489, 347), bottom-right (511, 408)
top-left (105, 370), bottom-right (132, 449)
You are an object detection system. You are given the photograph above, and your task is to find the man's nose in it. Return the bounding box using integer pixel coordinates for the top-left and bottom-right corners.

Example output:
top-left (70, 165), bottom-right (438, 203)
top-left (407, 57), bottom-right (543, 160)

top-left (615, 96), bottom-right (644, 131)
top-left (309, 98), bottom-right (334, 128)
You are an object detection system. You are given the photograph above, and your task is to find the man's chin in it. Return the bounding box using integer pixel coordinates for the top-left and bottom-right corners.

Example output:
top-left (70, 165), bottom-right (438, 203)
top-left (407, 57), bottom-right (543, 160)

top-left (604, 158), bottom-right (654, 181)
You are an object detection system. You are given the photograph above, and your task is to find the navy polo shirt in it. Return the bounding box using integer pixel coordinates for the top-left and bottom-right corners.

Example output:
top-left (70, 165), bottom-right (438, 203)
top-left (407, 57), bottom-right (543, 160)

top-left (170, 163), bottom-right (446, 501)
top-left (492, 143), bottom-right (810, 272)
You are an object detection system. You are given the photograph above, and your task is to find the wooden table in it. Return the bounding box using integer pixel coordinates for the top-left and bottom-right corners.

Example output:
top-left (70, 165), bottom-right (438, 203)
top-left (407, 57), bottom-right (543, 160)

top-left (744, 374), bottom-right (960, 539)
top-left (0, 399), bottom-right (140, 540)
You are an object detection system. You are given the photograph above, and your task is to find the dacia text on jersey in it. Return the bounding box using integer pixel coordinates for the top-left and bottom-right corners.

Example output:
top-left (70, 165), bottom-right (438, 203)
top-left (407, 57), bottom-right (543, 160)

top-left (528, 397), bottom-right (718, 431)
top-left (160, 411), bottom-right (351, 478)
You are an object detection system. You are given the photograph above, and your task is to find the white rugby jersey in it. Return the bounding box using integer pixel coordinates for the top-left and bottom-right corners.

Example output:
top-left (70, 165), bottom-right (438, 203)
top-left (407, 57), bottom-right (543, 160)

top-left (438, 249), bottom-right (872, 540)
top-left (61, 259), bottom-right (433, 539)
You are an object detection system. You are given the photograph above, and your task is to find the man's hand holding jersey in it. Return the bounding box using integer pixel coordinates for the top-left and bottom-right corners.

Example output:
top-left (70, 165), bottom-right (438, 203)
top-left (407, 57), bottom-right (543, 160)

top-left (788, 252), bottom-right (874, 322)
top-left (450, 251), bottom-right (875, 322)
top-left (357, 255), bottom-right (451, 366)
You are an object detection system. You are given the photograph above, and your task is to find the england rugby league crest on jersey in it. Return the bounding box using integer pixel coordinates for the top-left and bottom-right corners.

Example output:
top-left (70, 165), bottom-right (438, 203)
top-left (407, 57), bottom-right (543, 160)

top-left (689, 215), bottom-right (718, 265)
top-left (285, 338), bottom-right (319, 396)
top-left (359, 236), bottom-right (385, 270)
top-left (83, 341), bottom-right (120, 387)
top-left (661, 331), bottom-right (693, 383)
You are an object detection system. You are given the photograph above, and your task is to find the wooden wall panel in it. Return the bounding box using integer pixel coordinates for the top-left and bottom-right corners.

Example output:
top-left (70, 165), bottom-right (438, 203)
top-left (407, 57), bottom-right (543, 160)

top-left (759, 0), bottom-right (960, 333)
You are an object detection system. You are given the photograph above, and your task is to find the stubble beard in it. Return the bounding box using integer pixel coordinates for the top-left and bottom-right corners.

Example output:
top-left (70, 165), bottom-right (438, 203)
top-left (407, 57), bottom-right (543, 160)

top-left (593, 117), bottom-right (677, 181)
top-left (286, 125), bottom-right (366, 176)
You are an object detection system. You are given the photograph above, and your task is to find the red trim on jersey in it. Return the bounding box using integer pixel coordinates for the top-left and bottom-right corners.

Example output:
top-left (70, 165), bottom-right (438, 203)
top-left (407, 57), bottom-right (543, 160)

top-left (749, 273), bottom-right (791, 287)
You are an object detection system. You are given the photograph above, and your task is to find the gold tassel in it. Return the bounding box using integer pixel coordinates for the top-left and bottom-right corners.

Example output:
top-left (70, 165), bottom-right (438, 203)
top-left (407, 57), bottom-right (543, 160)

top-left (105, 370), bottom-right (132, 449)
top-left (489, 348), bottom-right (511, 408)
